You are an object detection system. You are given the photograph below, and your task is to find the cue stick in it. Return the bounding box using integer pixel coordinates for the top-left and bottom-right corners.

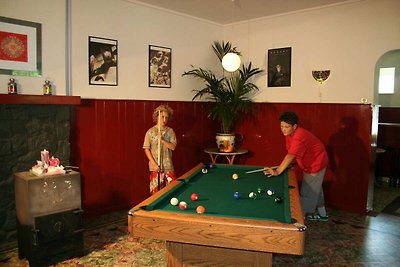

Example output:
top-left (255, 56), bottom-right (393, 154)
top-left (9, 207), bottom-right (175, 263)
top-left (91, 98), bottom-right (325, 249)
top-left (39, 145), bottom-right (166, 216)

top-left (245, 166), bottom-right (279, 174)
top-left (245, 168), bottom-right (267, 174)
top-left (157, 110), bottom-right (161, 191)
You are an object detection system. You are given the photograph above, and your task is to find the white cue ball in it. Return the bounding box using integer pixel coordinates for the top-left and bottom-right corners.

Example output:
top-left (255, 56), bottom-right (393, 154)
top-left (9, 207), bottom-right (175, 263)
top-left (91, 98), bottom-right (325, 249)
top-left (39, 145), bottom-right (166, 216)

top-left (170, 197), bottom-right (179, 206)
top-left (267, 189), bottom-right (274, 196)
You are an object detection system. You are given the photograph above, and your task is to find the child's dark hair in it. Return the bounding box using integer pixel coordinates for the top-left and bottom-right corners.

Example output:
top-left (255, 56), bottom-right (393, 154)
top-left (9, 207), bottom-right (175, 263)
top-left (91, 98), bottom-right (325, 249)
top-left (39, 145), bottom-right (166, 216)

top-left (279, 111), bottom-right (298, 125)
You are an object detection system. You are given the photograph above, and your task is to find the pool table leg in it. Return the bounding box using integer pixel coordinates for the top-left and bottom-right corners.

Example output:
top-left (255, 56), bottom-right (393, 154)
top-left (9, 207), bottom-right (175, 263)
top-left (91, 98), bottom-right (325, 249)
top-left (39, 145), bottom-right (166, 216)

top-left (127, 212), bottom-right (133, 234)
top-left (166, 241), bottom-right (272, 267)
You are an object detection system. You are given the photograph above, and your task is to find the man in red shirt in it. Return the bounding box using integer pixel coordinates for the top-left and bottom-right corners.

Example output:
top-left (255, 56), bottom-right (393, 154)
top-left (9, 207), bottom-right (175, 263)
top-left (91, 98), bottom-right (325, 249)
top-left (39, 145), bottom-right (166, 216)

top-left (264, 111), bottom-right (329, 222)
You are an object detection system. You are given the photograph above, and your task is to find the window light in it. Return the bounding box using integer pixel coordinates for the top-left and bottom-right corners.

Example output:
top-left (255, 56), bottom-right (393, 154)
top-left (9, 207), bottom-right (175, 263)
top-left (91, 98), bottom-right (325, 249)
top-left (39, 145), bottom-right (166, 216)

top-left (378, 67), bottom-right (395, 94)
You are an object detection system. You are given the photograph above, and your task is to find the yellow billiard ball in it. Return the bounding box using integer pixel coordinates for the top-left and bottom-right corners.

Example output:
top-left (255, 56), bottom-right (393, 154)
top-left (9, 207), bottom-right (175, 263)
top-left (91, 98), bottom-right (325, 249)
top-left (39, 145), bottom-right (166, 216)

top-left (232, 173), bottom-right (239, 180)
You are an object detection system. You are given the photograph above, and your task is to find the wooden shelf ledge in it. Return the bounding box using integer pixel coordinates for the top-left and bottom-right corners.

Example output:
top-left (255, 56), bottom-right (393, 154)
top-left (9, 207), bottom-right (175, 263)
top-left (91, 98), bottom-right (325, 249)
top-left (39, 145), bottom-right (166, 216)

top-left (378, 122), bottom-right (400, 127)
top-left (0, 94), bottom-right (81, 105)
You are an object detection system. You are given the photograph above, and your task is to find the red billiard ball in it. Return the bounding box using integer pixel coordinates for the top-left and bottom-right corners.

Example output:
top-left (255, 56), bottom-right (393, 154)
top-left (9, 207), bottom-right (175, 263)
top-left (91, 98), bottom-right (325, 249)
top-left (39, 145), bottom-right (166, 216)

top-left (179, 201), bottom-right (188, 210)
top-left (190, 193), bottom-right (199, 201)
top-left (196, 205), bottom-right (205, 214)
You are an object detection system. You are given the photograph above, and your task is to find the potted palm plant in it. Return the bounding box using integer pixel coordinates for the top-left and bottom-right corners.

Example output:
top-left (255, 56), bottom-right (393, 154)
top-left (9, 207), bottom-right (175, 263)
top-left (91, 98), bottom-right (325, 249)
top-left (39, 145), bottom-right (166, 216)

top-left (182, 41), bottom-right (263, 152)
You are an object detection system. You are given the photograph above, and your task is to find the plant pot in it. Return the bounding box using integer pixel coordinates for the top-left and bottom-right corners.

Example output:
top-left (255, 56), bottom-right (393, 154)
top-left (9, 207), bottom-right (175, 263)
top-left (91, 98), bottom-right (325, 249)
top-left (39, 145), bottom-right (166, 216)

top-left (216, 133), bottom-right (235, 152)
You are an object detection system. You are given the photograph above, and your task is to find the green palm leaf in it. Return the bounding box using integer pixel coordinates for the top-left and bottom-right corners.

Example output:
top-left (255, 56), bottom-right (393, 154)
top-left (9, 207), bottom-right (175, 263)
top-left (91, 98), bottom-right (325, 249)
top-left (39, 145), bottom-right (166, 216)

top-left (182, 41), bottom-right (263, 133)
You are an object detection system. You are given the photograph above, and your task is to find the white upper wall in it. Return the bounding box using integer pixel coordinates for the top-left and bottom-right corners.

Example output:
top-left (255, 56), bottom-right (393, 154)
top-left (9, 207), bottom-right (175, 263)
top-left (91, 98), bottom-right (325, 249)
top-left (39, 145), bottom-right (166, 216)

top-left (70, 0), bottom-right (222, 101)
top-left (224, 0), bottom-right (400, 103)
top-left (1, 0), bottom-right (399, 104)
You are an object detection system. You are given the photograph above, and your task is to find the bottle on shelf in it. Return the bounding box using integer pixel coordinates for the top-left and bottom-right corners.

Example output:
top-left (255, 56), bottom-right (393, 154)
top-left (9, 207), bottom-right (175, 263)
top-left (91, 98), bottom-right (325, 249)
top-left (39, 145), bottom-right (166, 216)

top-left (43, 80), bottom-right (52, 95)
top-left (8, 78), bottom-right (17, 94)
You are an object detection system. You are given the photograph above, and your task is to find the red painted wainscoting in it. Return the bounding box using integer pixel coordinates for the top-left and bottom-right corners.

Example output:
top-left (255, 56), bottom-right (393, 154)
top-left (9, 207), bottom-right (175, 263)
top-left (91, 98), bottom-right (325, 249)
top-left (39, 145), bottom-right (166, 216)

top-left (70, 100), bottom-right (372, 216)
top-left (70, 100), bottom-right (218, 216)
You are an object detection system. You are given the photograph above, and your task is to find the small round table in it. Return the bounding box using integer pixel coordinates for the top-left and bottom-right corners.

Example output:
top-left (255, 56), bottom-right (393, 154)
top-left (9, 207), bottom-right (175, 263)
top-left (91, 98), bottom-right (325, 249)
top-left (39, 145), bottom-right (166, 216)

top-left (203, 147), bottom-right (248, 165)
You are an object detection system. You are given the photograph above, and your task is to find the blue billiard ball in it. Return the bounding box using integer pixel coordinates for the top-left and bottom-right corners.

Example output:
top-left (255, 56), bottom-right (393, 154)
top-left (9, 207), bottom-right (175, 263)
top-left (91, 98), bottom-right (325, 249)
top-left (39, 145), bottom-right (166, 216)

top-left (233, 191), bottom-right (241, 199)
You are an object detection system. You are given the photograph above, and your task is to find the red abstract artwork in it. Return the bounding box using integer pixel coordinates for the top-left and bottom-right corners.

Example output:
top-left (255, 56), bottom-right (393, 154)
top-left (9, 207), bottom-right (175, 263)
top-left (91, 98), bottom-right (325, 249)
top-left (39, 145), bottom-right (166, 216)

top-left (0, 31), bottom-right (28, 62)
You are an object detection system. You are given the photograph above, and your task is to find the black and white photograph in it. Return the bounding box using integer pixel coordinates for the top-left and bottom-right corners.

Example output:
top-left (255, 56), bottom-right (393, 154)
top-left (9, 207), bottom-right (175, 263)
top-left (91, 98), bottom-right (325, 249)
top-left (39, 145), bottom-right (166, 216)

top-left (149, 45), bottom-right (171, 88)
top-left (267, 47), bottom-right (291, 87)
top-left (89, 36), bottom-right (118, 86)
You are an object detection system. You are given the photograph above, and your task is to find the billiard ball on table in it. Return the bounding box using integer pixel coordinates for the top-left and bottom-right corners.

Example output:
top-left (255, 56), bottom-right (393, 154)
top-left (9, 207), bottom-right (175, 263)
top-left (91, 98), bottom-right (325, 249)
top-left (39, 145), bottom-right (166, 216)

top-left (267, 189), bottom-right (275, 196)
top-left (202, 168), bottom-right (208, 174)
top-left (170, 197), bottom-right (179, 206)
top-left (232, 173), bottom-right (239, 180)
top-left (249, 192), bottom-right (257, 199)
top-left (196, 205), bottom-right (206, 214)
top-left (191, 193), bottom-right (199, 201)
top-left (233, 191), bottom-right (241, 199)
top-left (274, 196), bottom-right (283, 203)
top-left (179, 201), bottom-right (188, 210)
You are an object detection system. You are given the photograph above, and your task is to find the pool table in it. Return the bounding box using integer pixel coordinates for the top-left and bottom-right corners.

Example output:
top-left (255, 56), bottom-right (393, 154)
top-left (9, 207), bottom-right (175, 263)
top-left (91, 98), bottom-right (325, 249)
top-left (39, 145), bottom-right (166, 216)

top-left (128, 163), bottom-right (305, 266)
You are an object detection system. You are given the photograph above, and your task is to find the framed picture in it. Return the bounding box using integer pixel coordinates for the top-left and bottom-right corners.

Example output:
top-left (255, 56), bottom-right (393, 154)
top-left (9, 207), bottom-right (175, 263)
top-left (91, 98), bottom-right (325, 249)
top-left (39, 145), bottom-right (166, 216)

top-left (0, 16), bottom-right (42, 77)
top-left (267, 47), bottom-right (292, 87)
top-left (89, 36), bottom-right (118, 86)
top-left (149, 45), bottom-right (171, 88)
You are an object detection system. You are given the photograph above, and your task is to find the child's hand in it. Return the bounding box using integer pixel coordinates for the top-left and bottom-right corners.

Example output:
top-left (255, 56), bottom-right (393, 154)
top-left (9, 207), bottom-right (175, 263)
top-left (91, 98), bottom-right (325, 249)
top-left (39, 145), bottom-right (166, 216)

top-left (151, 161), bottom-right (160, 171)
top-left (157, 132), bottom-right (163, 141)
top-left (263, 167), bottom-right (276, 177)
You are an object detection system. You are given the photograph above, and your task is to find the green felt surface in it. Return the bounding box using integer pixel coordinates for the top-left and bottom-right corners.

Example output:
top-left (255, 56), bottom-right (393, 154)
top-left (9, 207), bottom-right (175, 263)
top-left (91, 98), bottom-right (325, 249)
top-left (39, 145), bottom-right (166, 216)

top-left (145, 164), bottom-right (292, 223)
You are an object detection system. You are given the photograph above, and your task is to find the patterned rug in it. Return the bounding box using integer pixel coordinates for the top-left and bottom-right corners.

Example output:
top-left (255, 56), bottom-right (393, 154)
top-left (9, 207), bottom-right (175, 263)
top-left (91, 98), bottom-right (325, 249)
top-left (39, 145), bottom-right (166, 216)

top-left (1, 207), bottom-right (400, 266)
top-left (0, 211), bottom-right (166, 267)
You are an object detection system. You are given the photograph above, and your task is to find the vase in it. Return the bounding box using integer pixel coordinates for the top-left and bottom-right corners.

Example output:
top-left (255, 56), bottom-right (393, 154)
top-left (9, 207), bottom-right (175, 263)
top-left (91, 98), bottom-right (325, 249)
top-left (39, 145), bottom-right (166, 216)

top-left (215, 133), bottom-right (235, 152)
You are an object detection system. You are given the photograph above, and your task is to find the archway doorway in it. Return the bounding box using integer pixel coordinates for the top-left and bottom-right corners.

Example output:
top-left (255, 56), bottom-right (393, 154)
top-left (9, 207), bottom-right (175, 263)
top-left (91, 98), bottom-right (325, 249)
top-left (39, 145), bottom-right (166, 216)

top-left (368, 49), bottom-right (400, 215)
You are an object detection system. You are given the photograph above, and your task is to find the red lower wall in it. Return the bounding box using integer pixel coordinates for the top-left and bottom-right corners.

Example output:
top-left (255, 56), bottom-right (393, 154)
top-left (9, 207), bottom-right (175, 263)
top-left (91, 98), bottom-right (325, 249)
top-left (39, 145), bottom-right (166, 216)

top-left (70, 100), bottom-right (372, 216)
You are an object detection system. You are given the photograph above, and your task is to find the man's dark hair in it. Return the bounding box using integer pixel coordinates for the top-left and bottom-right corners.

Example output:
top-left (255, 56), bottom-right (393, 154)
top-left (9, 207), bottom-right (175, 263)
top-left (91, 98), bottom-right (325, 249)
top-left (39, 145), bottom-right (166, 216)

top-left (279, 111), bottom-right (298, 125)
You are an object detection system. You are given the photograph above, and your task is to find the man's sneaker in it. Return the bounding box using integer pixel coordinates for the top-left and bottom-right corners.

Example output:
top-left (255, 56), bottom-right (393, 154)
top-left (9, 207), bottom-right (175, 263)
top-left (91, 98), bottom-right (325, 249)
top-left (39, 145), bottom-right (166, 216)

top-left (306, 214), bottom-right (319, 221)
top-left (318, 215), bottom-right (329, 222)
top-left (306, 214), bottom-right (329, 222)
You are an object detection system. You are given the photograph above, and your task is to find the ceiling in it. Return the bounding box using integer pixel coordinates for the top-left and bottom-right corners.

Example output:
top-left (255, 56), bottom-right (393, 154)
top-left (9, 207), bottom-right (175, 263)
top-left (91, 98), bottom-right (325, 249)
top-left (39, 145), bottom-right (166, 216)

top-left (132, 0), bottom-right (353, 25)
